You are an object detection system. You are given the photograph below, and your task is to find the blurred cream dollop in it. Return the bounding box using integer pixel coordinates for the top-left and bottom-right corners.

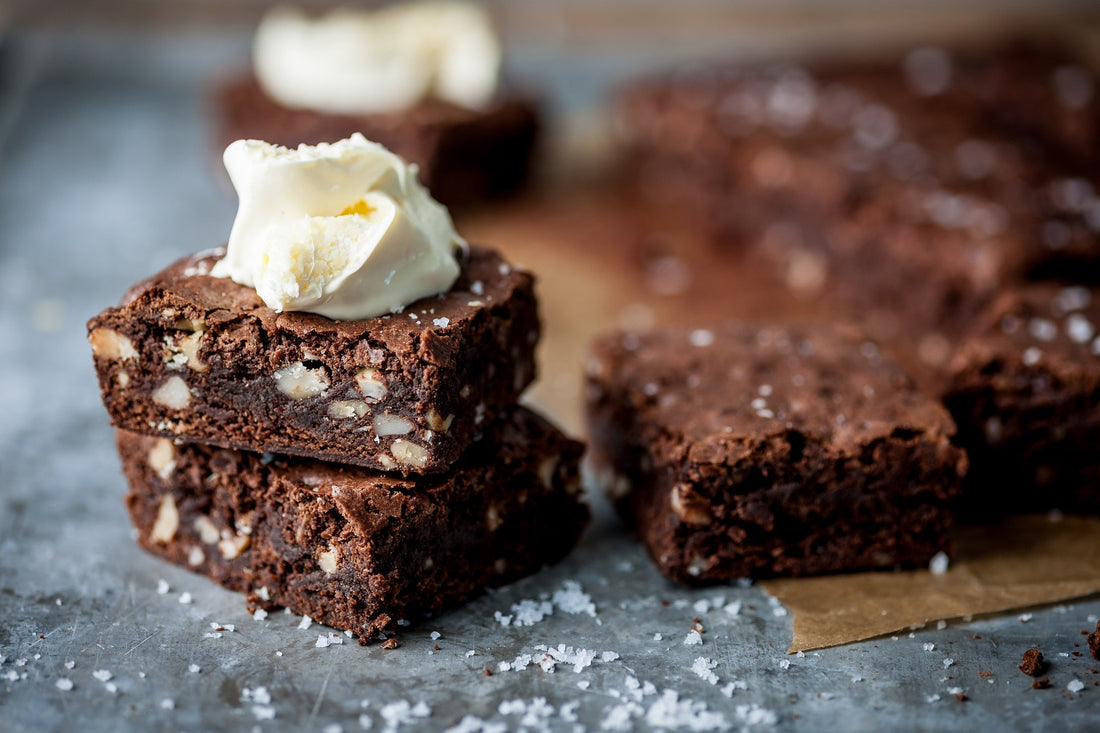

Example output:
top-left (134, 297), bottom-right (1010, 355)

top-left (253, 1), bottom-right (502, 115)
top-left (212, 134), bottom-right (465, 320)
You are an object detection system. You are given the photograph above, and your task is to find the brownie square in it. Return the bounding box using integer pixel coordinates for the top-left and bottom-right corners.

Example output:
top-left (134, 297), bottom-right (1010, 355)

top-left (215, 76), bottom-right (539, 209)
top-left (119, 406), bottom-right (588, 640)
top-left (585, 322), bottom-right (967, 583)
top-left (943, 284), bottom-right (1100, 515)
top-left (615, 41), bottom-right (1100, 370)
top-left (88, 245), bottom-right (538, 474)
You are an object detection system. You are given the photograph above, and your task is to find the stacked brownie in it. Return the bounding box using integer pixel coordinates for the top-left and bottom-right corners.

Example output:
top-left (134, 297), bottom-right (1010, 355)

top-left (616, 40), bottom-right (1100, 371)
top-left (89, 246), bottom-right (588, 640)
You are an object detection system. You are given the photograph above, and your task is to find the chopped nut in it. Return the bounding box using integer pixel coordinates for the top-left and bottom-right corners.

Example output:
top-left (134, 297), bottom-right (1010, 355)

top-left (187, 546), bottom-right (205, 567)
top-left (150, 494), bottom-right (179, 543)
top-left (318, 545), bottom-right (339, 574)
top-left (152, 376), bottom-right (192, 409)
top-left (194, 516), bottom-right (220, 545)
top-left (493, 558), bottom-right (507, 574)
top-left (378, 453), bottom-right (397, 470)
top-left (218, 530), bottom-right (251, 560)
top-left (390, 439), bottom-right (429, 468)
top-left (174, 318), bottom-right (205, 332)
top-left (328, 400), bottom-right (370, 419)
top-left (671, 484), bottom-right (711, 525)
top-left (355, 367), bottom-right (388, 402)
top-left (374, 413), bottom-right (415, 436)
top-left (147, 438), bottom-right (176, 480)
top-left (117, 371), bottom-right (131, 388)
top-left (424, 409), bottom-right (455, 432)
top-left (165, 330), bottom-right (207, 373)
top-left (537, 457), bottom-right (558, 489)
top-left (273, 362), bottom-right (330, 400)
top-left (486, 505), bottom-right (502, 532)
top-left (380, 638), bottom-right (399, 650)
top-left (89, 328), bottom-right (138, 361)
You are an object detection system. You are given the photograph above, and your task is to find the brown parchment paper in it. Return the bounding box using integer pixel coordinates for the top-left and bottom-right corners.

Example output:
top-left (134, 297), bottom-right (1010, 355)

top-left (761, 516), bottom-right (1100, 652)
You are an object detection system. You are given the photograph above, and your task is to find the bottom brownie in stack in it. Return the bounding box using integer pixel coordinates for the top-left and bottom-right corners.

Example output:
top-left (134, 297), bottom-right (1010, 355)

top-left (120, 407), bottom-right (587, 640)
top-left (585, 321), bottom-right (967, 584)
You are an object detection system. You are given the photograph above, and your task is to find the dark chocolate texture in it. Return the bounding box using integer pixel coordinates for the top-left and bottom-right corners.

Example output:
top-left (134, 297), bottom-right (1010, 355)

top-left (943, 284), bottom-right (1100, 516)
top-left (585, 322), bottom-right (967, 584)
top-left (119, 406), bottom-right (588, 640)
top-left (216, 76), bottom-right (539, 208)
top-left (89, 245), bottom-right (538, 474)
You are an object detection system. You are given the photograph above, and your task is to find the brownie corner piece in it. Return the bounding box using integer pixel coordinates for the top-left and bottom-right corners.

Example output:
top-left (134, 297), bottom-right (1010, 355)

top-left (88, 244), bottom-right (538, 474)
top-left (585, 321), bottom-right (966, 584)
top-left (118, 406), bottom-right (588, 639)
top-left (943, 283), bottom-right (1100, 515)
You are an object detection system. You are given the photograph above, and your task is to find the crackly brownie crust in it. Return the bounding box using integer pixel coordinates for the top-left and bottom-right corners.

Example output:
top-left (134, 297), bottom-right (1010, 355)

top-left (215, 76), bottom-right (539, 208)
top-left (585, 322), bottom-right (967, 584)
top-left (616, 40), bottom-right (1100, 369)
top-left (943, 284), bottom-right (1100, 515)
top-left (88, 245), bottom-right (538, 474)
top-left (120, 406), bottom-right (588, 640)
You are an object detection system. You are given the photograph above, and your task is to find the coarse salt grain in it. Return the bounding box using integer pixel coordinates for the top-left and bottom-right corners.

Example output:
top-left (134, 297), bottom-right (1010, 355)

top-left (929, 551), bottom-right (949, 575)
top-left (56, 678), bottom-right (74, 691)
top-left (178, 592), bottom-right (192, 604)
top-left (684, 630), bottom-right (703, 646)
top-left (92, 670), bottom-right (112, 682)
top-left (432, 317), bottom-right (450, 328)
top-left (923, 643), bottom-right (935, 652)
top-left (430, 631), bottom-right (441, 640)
top-left (189, 664), bottom-right (200, 673)
top-left (156, 579), bottom-right (170, 595)
top-left (1068, 679), bottom-right (1086, 693)
top-left (297, 615), bottom-right (313, 630)
top-left (943, 658), bottom-right (955, 669)
top-left (253, 608), bottom-right (268, 621)
top-left (692, 657), bottom-right (720, 685)
top-left (316, 633), bottom-right (344, 648)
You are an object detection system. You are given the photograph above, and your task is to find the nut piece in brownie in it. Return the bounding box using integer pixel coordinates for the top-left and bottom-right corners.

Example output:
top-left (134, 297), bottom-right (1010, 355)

top-left (943, 284), bottom-right (1100, 516)
top-left (89, 245), bottom-right (538, 474)
top-left (616, 41), bottom-right (1100, 370)
top-left (585, 322), bottom-right (967, 583)
top-left (120, 406), bottom-right (587, 640)
top-left (216, 77), bottom-right (539, 209)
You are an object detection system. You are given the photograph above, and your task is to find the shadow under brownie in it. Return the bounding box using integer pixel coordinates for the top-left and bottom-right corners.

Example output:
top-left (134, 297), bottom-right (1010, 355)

top-left (120, 406), bottom-right (588, 641)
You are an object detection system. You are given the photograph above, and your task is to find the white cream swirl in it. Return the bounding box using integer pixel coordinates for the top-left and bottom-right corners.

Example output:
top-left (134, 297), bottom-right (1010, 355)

top-left (212, 134), bottom-right (465, 320)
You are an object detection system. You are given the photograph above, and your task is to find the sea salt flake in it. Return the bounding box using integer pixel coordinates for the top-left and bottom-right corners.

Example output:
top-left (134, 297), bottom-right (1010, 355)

top-left (105, 682), bottom-right (117, 694)
top-left (156, 579), bottom-right (170, 595)
top-left (430, 631), bottom-right (441, 640)
top-left (577, 680), bottom-right (590, 690)
top-left (947, 686), bottom-right (963, 695)
top-left (465, 650), bottom-right (475, 658)
top-left (646, 689), bottom-right (730, 730)
top-left (178, 592), bottom-right (193, 604)
top-left (779, 659), bottom-right (791, 670)
top-left (653, 632), bottom-right (663, 641)
top-left (684, 630), bottom-right (703, 646)
top-left (929, 551), bottom-right (949, 575)
top-left (943, 658), bottom-right (955, 669)
top-left (553, 580), bottom-right (597, 617)
top-left (56, 678), bottom-right (74, 691)
top-left (253, 608), bottom-right (268, 621)
top-left (432, 318), bottom-right (450, 328)
top-left (1019, 613), bottom-right (1033, 623)
top-left (161, 698), bottom-right (175, 710)
top-left (189, 664), bottom-right (200, 673)
top-left (735, 703), bottom-right (778, 727)
top-left (1068, 679), bottom-right (1086, 693)
top-left (923, 643), bottom-right (935, 652)
top-left (298, 615), bottom-right (313, 630)
top-left (92, 670), bottom-right (112, 682)
top-left (692, 657), bottom-right (720, 685)
top-left (316, 633), bottom-right (344, 648)
top-left (926, 694), bottom-right (940, 704)
top-left (63, 660), bottom-right (74, 669)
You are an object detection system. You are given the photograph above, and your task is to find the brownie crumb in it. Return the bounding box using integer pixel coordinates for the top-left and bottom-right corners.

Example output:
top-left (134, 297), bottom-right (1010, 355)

top-left (381, 639), bottom-right (399, 650)
top-left (978, 671), bottom-right (993, 678)
top-left (483, 668), bottom-right (492, 677)
top-left (1020, 649), bottom-right (1047, 676)
top-left (1088, 622), bottom-right (1100, 660)
top-left (954, 692), bottom-right (968, 702)
top-left (1032, 677), bottom-right (1051, 690)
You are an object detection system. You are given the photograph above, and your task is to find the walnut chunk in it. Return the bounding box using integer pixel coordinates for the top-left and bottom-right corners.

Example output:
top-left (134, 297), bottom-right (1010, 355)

top-left (670, 483), bottom-right (712, 525)
top-left (486, 504), bottom-right (503, 532)
top-left (374, 413), bottom-right (414, 436)
top-left (390, 439), bottom-right (428, 468)
top-left (187, 546), bottom-right (205, 566)
top-left (378, 453), bottom-right (397, 470)
top-left (147, 438), bottom-right (176, 480)
top-left (355, 367), bottom-right (388, 402)
top-left (218, 530), bottom-right (251, 560)
top-left (89, 328), bottom-right (138, 361)
top-left (150, 494), bottom-right (179, 543)
top-left (164, 330), bottom-right (207, 372)
top-left (318, 545), bottom-right (339, 575)
top-left (538, 457), bottom-right (558, 489)
top-left (328, 400), bottom-right (370, 419)
top-left (194, 516), bottom-right (220, 545)
top-left (425, 409), bottom-right (455, 432)
top-left (152, 376), bottom-right (191, 409)
top-left (273, 362), bottom-right (330, 400)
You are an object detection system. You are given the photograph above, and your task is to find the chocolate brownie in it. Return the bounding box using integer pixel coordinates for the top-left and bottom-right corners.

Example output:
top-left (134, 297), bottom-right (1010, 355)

top-left (943, 284), bottom-right (1100, 515)
top-left (1088, 621), bottom-right (1100, 660)
top-left (616, 40), bottom-right (1100, 369)
top-left (216, 76), bottom-right (539, 208)
top-left (119, 406), bottom-right (587, 640)
top-left (88, 245), bottom-right (538, 474)
top-left (585, 322), bottom-right (967, 583)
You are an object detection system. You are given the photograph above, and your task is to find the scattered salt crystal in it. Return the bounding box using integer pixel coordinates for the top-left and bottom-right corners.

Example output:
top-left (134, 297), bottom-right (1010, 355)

top-left (105, 682), bottom-right (117, 694)
top-left (653, 633), bottom-right (663, 641)
top-left (796, 651), bottom-right (805, 658)
top-left (253, 608), bottom-right (268, 621)
top-left (552, 580), bottom-right (597, 617)
top-left (577, 680), bottom-right (590, 690)
top-left (601, 651), bottom-right (620, 663)
top-left (646, 689), bottom-right (730, 729)
top-left (734, 703), bottom-right (778, 727)
top-left (923, 643), bottom-right (935, 652)
top-left (92, 670), bottom-right (112, 682)
top-left (430, 631), bottom-right (441, 640)
top-left (852, 675), bottom-right (863, 683)
top-left (929, 552), bottom-right (949, 575)
top-left (64, 660), bottom-right (75, 670)
top-left (210, 622), bottom-right (235, 633)
top-left (1019, 613), bottom-right (1033, 623)
top-left (936, 620), bottom-right (947, 630)
top-left (684, 630), bottom-right (703, 646)
top-left (465, 650), bottom-right (475, 658)
top-left (947, 686), bottom-right (963, 695)
top-left (161, 698), bottom-right (175, 710)
top-left (943, 658), bottom-right (955, 669)
top-left (56, 678), bottom-right (74, 691)
top-left (772, 605), bottom-right (787, 617)
top-left (1068, 679), bottom-right (1086, 693)
top-left (203, 633), bottom-right (222, 640)
top-left (432, 317), bottom-right (449, 328)
top-left (298, 615), bottom-right (313, 630)
top-left (724, 601), bottom-right (742, 616)
top-left (252, 705), bottom-right (276, 721)
top-left (359, 713), bottom-right (374, 730)
top-left (178, 592), bottom-right (192, 604)
top-left (255, 586), bottom-right (271, 601)
top-left (323, 725), bottom-right (344, 733)
top-left (926, 694), bottom-right (940, 704)
top-left (189, 664), bottom-right (200, 673)
top-left (692, 657), bottom-right (720, 685)
top-left (316, 633), bottom-right (344, 648)
top-left (693, 600), bottom-right (711, 614)
top-left (156, 579), bottom-right (170, 595)
top-left (779, 659), bottom-right (791, 670)
top-left (1022, 347), bottom-right (1042, 366)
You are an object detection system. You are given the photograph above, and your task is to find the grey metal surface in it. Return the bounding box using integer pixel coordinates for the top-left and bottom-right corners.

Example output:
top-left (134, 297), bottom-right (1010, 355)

top-left (1, 29), bottom-right (1099, 733)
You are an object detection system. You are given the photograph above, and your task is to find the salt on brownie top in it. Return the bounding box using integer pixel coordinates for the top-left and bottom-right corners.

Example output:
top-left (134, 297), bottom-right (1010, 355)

top-left (88, 244), bottom-right (538, 474)
top-left (943, 284), bottom-right (1100, 514)
top-left (585, 322), bottom-right (967, 583)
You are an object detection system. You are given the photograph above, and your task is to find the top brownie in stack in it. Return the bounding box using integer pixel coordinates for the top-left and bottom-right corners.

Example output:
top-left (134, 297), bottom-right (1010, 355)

top-left (88, 245), bottom-right (537, 475)
top-left (585, 321), bottom-right (967, 584)
top-left (616, 40), bottom-right (1100, 367)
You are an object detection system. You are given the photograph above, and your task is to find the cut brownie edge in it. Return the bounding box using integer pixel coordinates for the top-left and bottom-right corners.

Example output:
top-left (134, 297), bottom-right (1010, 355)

top-left (90, 244), bottom-right (539, 474)
top-left (119, 406), bottom-right (588, 640)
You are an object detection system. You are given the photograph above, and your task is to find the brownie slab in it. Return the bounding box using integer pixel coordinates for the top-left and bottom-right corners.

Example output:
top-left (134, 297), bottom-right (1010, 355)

top-left (616, 41), bottom-right (1100, 371)
top-left (89, 245), bottom-right (538, 474)
top-left (585, 322), bottom-right (967, 584)
top-left (943, 284), bottom-right (1100, 515)
top-left (120, 406), bottom-right (588, 640)
top-left (216, 76), bottom-right (539, 209)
